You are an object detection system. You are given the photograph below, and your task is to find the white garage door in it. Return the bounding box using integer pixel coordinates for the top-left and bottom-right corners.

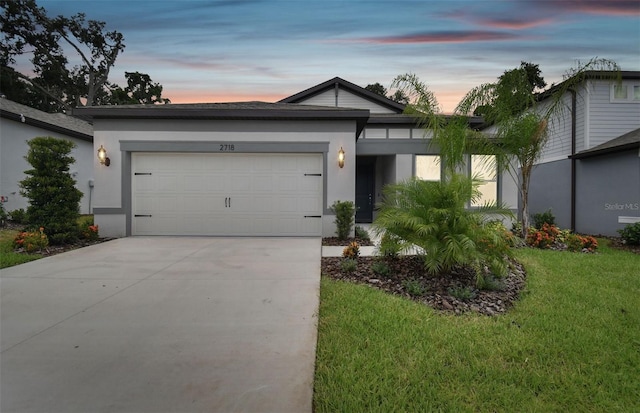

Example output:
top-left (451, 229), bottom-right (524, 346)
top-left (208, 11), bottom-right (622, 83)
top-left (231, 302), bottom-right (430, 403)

top-left (132, 153), bottom-right (323, 236)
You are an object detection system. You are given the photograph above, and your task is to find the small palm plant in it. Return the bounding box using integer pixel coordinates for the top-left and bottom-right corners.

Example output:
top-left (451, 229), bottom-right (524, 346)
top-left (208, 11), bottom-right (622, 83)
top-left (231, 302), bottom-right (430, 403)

top-left (374, 173), bottom-right (513, 284)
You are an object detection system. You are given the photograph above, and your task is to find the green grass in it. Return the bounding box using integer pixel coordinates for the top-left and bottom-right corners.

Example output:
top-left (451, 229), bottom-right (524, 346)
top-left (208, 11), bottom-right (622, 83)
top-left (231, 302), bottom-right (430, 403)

top-left (314, 241), bottom-right (640, 412)
top-left (0, 229), bottom-right (42, 269)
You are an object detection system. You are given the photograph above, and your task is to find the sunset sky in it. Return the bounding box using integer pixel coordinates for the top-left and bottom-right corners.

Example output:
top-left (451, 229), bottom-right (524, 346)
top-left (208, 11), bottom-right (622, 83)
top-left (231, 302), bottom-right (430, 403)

top-left (39, 0), bottom-right (640, 113)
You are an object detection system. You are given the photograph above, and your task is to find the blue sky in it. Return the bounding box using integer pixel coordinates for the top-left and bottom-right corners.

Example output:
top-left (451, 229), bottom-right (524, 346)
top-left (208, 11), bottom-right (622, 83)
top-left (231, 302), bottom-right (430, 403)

top-left (40, 0), bottom-right (640, 112)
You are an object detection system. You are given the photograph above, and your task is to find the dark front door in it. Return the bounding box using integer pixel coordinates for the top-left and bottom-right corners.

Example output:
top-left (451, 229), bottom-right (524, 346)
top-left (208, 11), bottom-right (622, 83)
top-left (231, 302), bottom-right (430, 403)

top-left (355, 157), bottom-right (376, 223)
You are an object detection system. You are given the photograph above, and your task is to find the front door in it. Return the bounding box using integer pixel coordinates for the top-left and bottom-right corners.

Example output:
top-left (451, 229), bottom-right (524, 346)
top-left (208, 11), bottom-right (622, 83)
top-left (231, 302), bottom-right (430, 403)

top-left (355, 157), bottom-right (375, 223)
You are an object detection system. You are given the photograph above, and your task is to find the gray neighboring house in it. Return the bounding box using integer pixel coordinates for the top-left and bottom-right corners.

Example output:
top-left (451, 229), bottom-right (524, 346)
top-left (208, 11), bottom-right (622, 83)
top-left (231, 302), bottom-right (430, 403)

top-left (0, 97), bottom-right (94, 215)
top-left (74, 77), bottom-right (518, 239)
top-left (524, 71), bottom-right (640, 236)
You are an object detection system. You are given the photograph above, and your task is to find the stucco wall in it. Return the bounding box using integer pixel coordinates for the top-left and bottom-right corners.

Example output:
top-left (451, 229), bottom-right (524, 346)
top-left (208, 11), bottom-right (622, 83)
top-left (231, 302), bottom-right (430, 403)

top-left (92, 118), bottom-right (357, 238)
top-left (0, 118), bottom-right (94, 214)
top-left (528, 159), bottom-right (572, 229)
top-left (575, 150), bottom-right (640, 236)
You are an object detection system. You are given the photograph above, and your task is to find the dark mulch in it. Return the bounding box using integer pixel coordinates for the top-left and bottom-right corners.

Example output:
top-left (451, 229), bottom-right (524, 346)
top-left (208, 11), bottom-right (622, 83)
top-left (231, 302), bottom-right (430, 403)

top-left (322, 236), bottom-right (374, 246)
top-left (603, 236), bottom-right (640, 255)
top-left (322, 255), bottom-right (527, 316)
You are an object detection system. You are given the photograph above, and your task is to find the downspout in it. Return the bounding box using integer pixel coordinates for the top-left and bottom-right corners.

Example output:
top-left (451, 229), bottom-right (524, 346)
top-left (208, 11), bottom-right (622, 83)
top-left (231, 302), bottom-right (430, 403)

top-left (569, 88), bottom-right (577, 232)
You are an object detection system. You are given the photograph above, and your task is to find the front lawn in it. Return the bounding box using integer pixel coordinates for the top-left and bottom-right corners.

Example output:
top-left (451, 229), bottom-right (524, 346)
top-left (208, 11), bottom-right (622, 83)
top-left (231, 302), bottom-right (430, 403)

top-left (314, 240), bottom-right (640, 412)
top-left (0, 229), bottom-right (42, 268)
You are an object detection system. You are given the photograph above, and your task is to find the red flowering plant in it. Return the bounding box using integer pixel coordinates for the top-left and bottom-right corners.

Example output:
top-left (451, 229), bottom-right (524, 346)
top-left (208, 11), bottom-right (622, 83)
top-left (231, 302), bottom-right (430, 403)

top-left (81, 224), bottom-right (100, 241)
top-left (566, 233), bottom-right (598, 252)
top-left (526, 223), bottom-right (559, 249)
top-left (13, 227), bottom-right (49, 253)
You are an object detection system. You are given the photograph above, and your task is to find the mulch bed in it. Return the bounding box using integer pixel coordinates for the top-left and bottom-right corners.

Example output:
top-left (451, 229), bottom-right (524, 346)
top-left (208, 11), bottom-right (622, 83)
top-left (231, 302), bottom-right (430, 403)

top-left (322, 255), bottom-right (526, 316)
top-left (322, 236), bottom-right (374, 246)
top-left (321, 234), bottom-right (640, 316)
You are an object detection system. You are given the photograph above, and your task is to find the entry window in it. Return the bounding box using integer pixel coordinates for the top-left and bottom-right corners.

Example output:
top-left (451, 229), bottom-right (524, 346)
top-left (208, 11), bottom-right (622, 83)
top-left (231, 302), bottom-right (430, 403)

top-left (415, 155), bottom-right (441, 181)
top-left (470, 155), bottom-right (497, 207)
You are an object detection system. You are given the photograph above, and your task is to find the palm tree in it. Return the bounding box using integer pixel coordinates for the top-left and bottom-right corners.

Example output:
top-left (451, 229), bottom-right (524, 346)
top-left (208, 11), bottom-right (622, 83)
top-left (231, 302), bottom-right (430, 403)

top-left (393, 58), bottom-right (621, 238)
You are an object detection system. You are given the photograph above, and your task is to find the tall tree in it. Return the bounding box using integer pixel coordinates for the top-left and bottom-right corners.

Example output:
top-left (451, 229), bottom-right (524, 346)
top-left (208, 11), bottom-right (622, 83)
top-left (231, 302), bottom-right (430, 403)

top-left (365, 82), bottom-right (388, 96)
top-left (109, 71), bottom-right (171, 105)
top-left (457, 58), bottom-right (620, 235)
top-left (1, 0), bottom-right (125, 110)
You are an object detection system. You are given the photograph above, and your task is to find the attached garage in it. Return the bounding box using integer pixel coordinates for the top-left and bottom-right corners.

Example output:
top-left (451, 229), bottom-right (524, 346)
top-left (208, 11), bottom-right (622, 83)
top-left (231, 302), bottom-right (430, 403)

top-left (132, 152), bottom-right (323, 236)
top-left (75, 102), bottom-right (368, 238)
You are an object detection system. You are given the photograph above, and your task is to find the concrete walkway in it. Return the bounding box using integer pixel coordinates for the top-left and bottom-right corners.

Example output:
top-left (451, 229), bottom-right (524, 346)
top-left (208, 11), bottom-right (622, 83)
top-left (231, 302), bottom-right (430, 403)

top-left (1, 237), bottom-right (320, 413)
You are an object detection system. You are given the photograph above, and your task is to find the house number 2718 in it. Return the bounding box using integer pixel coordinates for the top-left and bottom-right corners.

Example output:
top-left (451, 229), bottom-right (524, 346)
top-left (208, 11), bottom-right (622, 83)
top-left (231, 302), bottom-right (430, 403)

top-left (219, 144), bottom-right (235, 152)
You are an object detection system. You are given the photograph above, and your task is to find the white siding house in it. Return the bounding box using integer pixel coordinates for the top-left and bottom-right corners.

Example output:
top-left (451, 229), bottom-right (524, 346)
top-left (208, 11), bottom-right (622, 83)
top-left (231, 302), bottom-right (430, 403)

top-left (0, 98), bottom-right (94, 215)
top-left (525, 71), bottom-right (640, 235)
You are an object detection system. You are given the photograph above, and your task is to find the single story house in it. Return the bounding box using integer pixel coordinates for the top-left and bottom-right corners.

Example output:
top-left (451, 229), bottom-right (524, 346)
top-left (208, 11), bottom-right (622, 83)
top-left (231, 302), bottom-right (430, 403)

top-left (525, 71), bottom-right (640, 236)
top-left (0, 97), bottom-right (94, 215)
top-left (74, 77), bottom-right (518, 239)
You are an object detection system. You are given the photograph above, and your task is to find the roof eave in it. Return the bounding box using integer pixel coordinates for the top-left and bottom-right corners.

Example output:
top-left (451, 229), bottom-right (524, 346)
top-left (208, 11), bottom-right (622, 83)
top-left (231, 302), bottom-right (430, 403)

top-left (0, 109), bottom-right (93, 142)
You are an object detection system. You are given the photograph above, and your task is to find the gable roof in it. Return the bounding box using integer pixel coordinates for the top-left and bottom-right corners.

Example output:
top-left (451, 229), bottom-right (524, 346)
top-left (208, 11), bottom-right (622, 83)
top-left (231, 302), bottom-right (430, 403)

top-left (571, 127), bottom-right (640, 159)
top-left (73, 101), bottom-right (370, 138)
top-left (0, 97), bottom-right (93, 141)
top-left (279, 77), bottom-right (406, 113)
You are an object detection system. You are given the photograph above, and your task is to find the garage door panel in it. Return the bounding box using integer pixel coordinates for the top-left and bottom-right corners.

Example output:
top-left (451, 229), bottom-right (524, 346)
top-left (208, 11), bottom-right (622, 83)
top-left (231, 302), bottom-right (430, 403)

top-left (132, 153), bottom-right (323, 236)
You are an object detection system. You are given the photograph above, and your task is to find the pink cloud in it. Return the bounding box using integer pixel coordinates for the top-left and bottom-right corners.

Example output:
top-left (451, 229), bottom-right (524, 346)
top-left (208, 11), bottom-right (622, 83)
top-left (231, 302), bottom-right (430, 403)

top-left (472, 17), bottom-right (555, 30)
top-left (340, 31), bottom-right (522, 45)
top-left (549, 0), bottom-right (640, 16)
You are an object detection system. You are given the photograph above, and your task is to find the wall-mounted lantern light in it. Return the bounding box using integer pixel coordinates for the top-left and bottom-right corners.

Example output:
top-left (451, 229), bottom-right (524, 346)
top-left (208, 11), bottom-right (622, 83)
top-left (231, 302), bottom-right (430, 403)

top-left (338, 147), bottom-right (345, 168)
top-left (97, 145), bottom-right (110, 166)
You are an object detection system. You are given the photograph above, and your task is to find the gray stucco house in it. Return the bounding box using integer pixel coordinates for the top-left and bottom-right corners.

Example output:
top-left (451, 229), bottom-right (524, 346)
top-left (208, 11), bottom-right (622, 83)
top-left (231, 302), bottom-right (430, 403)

top-left (0, 97), bottom-right (94, 214)
top-left (74, 77), bottom-right (516, 239)
top-left (525, 71), bottom-right (640, 236)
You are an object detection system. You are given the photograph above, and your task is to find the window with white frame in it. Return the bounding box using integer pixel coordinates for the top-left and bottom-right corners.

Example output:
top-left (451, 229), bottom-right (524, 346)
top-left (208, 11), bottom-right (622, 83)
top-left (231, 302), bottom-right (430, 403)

top-left (415, 155), bottom-right (441, 181)
top-left (611, 83), bottom-right (640, 102)
top-left (470, 155), bottom-right (497, 207)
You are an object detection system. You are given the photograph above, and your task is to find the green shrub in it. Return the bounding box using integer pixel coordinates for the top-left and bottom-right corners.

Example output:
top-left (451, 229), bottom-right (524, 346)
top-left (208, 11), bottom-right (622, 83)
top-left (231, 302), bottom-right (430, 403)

top-left (0, 202), bottom-right (6, 227)
top-left (373, 174), bottom-right (514, 284)
top-left (354, 225), bottom-right (370, 242)
top-left (331, 200), bottom-right (356, 240)
top-left (376, 232), bottom-right (404, 260)
top-left (340, 258), bottom-right (358, 273)
top-left (19, 137), bottom-right (82, 244)
top-left (532, 209), bottom-right (555, 229)
top-left (403, 278), bottom-right (426, 297)
top-left (618, 222), bottom-right (640, 245)
top-left (371, 260), bottom-right (391, 277)
top-left (477, 275), bottom-right (505, 291)
top-left (448, 286), bottom-right (476, 301)
top-left (8, 208), bottom-right (27, 224)
top-left (565, 233), bottom-right (598, 252)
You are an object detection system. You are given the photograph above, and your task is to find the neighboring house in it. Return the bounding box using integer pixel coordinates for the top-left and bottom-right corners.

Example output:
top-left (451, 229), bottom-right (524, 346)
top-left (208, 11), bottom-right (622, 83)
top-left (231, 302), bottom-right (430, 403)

top-left (0, 97), bottom-right (94, 215)
top-left (525, 71), bottom-right (640, 236)
top-left (74, 77), bottom-right (518, 239)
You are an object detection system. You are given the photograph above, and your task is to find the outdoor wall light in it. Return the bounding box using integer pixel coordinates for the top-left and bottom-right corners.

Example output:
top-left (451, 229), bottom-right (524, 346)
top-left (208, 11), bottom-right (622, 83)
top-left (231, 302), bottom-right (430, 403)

top-left (97, 145), bottom-right (110, 166)
top-left (338, 147), bottom-right (345, 168)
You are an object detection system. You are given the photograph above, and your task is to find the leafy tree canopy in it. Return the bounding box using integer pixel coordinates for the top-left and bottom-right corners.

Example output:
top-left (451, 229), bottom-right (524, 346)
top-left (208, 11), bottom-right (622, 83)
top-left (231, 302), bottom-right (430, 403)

top-left (365, 82), bottom-right (409, 104)
top-left (0, 0), bottom-right (169, 111)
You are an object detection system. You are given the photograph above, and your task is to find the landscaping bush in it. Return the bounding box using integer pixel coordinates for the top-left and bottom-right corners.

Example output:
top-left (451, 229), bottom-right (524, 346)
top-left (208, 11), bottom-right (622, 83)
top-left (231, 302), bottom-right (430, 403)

top-left (330, 200), bottom-right (356, 240)
top-left (354, 225), bottom-right (370, 242)
top-left (342, 241), bottom-right (360, 259)
top-left (533, 209), bottom-right (555, 229)
top-left (376, 232), bottom-right (404, 260)
top-left (373, 174), bottom-right (514, 284)
top-left (371, 260), bottom-right (391, 277)
top-left (0, 202), bottom-right (6, 227)
top-left (618, 222), bottom-right (640, 245)
top-left (77, 215), bottom-right (99, 241)
top-left (526, 223), bottom-right (559, 249)
top-left (566, 233), bottom-right (598, 252)
top-left (340, 258), bottom-right (357, 273)
top-left (13, 227), bottom-right (49, 253)
top-left (19, 137), bottom-right (83, 244)
top-left (8, 208), bottom-right (27, 225)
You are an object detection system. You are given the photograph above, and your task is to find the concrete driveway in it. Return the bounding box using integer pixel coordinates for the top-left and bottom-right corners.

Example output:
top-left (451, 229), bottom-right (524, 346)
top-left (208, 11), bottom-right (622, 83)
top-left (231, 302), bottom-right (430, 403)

top-left (1, 237), bottom-right (321, 413)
